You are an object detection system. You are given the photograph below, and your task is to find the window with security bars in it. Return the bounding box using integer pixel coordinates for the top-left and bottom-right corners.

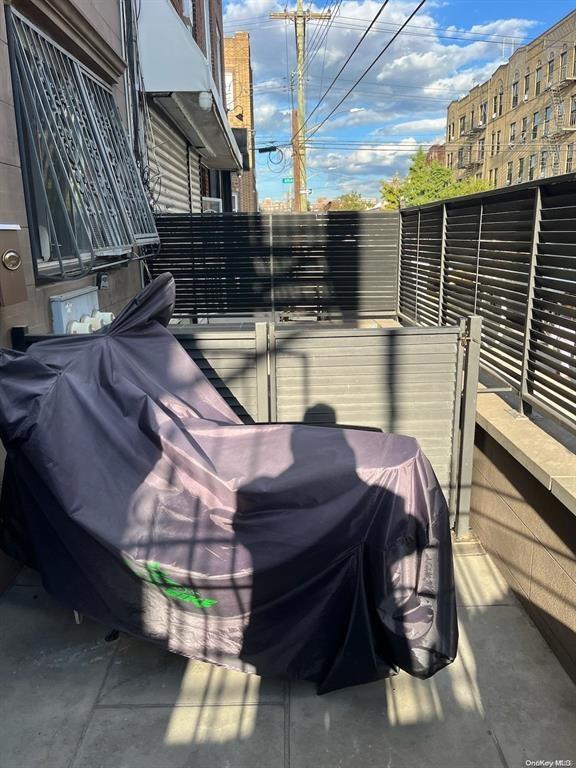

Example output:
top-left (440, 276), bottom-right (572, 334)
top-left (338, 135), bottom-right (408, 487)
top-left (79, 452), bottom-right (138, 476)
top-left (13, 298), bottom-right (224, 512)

top-left (8, 11), bottom-right (158, 280)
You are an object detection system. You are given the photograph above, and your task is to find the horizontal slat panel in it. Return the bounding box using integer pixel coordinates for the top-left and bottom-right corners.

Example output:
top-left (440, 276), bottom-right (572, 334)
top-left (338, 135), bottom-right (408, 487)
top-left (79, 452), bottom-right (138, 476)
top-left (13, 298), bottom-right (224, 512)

top-left (154, 211), bottom-right (399, 319)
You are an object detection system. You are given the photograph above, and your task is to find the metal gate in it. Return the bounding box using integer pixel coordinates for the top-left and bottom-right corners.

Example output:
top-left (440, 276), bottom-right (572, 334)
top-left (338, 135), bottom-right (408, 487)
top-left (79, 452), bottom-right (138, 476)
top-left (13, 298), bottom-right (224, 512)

top-left (12, 318), bottom-right (480, 536)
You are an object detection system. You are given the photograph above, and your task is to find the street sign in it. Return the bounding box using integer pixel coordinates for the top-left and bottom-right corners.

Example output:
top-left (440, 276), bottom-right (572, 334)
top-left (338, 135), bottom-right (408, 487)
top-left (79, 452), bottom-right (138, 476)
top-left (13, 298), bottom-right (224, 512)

top-left (282, 177), bottom-right (294, 184)
top-left (301, 189), bottom-right (312, 195)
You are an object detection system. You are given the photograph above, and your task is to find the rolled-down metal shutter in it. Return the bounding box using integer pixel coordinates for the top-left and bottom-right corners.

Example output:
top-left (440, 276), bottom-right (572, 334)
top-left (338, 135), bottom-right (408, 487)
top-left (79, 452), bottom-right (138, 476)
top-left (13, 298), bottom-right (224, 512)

top-left (188, 148), bottom-right (201, 213)
top-left (149, 108), bottom-right (190, 213)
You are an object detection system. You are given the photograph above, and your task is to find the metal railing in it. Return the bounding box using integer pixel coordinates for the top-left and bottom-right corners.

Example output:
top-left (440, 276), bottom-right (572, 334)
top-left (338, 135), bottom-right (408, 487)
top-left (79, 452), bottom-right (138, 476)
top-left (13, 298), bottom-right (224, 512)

top-left (399, 173), bottom-right (576, 434)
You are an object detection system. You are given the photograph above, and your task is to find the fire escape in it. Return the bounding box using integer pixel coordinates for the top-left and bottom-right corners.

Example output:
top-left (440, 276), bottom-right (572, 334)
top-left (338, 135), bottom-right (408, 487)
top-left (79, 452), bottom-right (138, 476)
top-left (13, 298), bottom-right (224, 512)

top-left (545, 42), bottom-right (576, 175)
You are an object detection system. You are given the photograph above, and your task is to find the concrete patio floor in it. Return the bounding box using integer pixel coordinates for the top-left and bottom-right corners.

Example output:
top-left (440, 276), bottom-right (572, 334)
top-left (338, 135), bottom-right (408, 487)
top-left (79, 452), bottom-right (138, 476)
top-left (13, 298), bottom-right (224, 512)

top-left (1, 544), bottom-right (575, 768)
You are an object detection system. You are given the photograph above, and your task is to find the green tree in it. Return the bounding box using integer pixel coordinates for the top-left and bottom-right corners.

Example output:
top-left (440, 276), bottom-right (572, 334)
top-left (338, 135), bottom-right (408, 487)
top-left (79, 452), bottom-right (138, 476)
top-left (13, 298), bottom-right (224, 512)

top-left (330, 191), bottom-right (374, 211)
top-left (380, 147), bottom-right (492, 208)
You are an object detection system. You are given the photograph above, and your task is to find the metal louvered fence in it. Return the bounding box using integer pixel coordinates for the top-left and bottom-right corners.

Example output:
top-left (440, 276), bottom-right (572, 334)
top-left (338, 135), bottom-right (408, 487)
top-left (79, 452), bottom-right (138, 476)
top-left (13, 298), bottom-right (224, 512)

top-left (153, 211), bottom-right (399, 319)
top-left (399, 174), bottom-right (576, 433)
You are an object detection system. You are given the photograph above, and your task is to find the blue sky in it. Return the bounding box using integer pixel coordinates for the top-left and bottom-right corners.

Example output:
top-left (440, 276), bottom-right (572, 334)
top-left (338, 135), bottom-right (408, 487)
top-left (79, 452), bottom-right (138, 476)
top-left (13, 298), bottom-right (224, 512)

top-left (222, 0), bottom-right (575, 203)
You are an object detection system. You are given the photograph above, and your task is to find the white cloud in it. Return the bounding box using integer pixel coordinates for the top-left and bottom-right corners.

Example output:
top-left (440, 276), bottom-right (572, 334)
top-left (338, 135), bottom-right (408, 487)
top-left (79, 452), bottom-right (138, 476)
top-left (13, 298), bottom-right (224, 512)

top-left (226, 1), bottom-right (541, 200)
top-left (388, 117), bottom-right (446, 134)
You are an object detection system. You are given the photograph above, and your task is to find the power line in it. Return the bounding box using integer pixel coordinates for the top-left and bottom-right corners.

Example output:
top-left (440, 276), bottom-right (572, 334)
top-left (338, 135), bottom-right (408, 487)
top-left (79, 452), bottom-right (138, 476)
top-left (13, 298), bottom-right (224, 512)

top-left (305, 0), bottom-right (430, 142)
top-left (317, 15), bottom-right (530, 43)
top-left (301, 0), bottom-right (342, 78)
top-left (300, 0), bottom-right (393, 135)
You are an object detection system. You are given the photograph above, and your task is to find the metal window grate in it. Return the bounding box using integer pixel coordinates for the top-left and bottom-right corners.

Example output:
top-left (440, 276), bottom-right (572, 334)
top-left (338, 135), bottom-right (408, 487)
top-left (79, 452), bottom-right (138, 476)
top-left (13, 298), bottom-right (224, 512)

top-left (9, 11), bottom-right (158, 279)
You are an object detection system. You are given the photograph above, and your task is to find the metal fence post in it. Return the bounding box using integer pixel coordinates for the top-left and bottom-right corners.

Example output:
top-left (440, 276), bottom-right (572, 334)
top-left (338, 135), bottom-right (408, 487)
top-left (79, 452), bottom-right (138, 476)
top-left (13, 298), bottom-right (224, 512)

top-left (395, 210), bottom-right (402, 317)
top-left (455, 315), bottom-right (482, 539)
top-left (519, 185), bottom-right (542, 415)
top-left (267, 322), bottom-right (278, 422)
top-left (415, 209), bottom-right (421, 323)
top-left (438, 202), bottom-right (447, 325)
top-left (269, 214), bottom-right (275, 321)
top-left (473, 203), bottom-right (483, 315)
top-left (255, 322), bottom-right (270, 423)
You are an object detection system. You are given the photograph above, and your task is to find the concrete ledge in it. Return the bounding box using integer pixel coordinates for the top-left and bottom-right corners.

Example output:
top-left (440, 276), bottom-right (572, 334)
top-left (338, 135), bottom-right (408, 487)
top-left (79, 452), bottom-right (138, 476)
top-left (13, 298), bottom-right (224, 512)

top-left (476, 392), bottom-right (576, 516)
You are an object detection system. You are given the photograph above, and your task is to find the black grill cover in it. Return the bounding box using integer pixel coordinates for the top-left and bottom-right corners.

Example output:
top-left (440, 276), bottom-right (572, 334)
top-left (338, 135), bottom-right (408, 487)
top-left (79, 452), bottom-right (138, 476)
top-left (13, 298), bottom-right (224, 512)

top-left (0, 274), bottom-right (457, 693)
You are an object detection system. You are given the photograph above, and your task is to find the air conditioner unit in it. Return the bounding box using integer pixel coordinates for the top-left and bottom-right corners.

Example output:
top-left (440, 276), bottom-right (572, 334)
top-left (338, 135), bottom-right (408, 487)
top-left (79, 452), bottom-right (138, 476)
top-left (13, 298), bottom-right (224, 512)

top-left (508, 141), bottom-right (515, 148)
top-left (523, 94), bottom-right (529, 101)
top-left (492, 112), bottom-right (498, 118)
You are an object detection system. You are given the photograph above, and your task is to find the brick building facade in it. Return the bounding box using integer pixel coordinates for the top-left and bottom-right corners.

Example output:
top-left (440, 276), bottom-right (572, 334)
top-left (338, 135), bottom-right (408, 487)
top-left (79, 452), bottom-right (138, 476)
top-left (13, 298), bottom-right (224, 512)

top-left (224, 32), bottom-right (258, 212)
top-left (446, 11), bottom-right (576, 188)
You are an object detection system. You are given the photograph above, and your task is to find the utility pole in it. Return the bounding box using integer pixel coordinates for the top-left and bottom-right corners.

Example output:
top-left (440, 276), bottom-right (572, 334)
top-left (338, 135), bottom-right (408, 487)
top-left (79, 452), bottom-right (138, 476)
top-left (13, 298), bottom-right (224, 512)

top-left (271, 1), bottom-right (330, 212)
top-left (291, 109), bottom-right (302, 212)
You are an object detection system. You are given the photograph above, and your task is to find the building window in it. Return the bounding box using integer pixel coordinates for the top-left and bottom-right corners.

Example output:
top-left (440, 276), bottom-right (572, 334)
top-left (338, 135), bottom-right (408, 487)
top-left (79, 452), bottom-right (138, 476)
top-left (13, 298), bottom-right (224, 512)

top-left (447, 152), bottom-right (453, 169)
top-left (535, 66), bottom-right (542, 96)
top-left (518, 157), bottom-right (525, 182)
top-left (547, 56), bottom-right (555, 86)
top-left (9, 11), bottom-right (157, 278)
top-left (544, 105), bottom-right (552, 135)
top-left (509, 122), bottom-right (516, 144)
top-left (491, 131), bottom-right (496, 156)
top-left (203, 0), bottom-right (212, 63)
top-left (489, 169), bottom-right (493, 185)
top-left (225, 71), bottom-right (234, 110)
top-left (506, 161), bottom-right (513, 185)
top-left (479, 101), bottom-right (487, 124)
top-left (457, 147), bottom-right (464, 168)
top-left (532, 111), bottom-right (540, 139)
top-left (478, 137), bottom-right (485, 162)
top-left (540, 150), bottom-right (548, 176)
top-left (521, 116), bottom-right (528, 141)
top-left (524, 72), bottom-right (530, 99)
top-left (571, 96), bottom-right (576, 127)
top-left (560, 50), bottom-right (568, 81)
top-left (497, 85), bottom-right (503, 116)
top-left (529, 154), bottom-right (536, 180)
top-left (214, 25), bottom-right (223, 95)
top-left (567, 143), bottom-right (574, 173)
top-left (511, 78), bottom-right (519, 108)
top-left (459, 115), bottom-right (466, 135)
top-left (494, 167), bottom-right (499, 186)
top-left (470, 107), bottom-right (475, 128)
top-left (496, 130), bottom-right (501, 154)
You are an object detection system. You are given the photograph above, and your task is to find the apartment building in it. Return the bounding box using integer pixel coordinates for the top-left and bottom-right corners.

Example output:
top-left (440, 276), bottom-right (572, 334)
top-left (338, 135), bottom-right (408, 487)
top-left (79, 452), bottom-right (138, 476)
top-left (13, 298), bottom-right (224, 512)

top-left (138, 0), bottom-right (242, 213)
top-left (224, 31), bottom-right (258, 212)
top-left (0, 0), bottom-right (158, 349)
top-left (446, 10), bottom-right (576, 188)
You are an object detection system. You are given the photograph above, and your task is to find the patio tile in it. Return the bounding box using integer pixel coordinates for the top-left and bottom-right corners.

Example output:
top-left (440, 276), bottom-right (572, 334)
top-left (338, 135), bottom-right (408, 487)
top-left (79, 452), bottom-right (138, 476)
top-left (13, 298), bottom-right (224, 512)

top-left (289, 602), bottom-right (576, 768)
top-left (0, 587), bottom-right (115, 768)
top-left (289, 673), bottom-right (500, 768)
top-left (460, 604), bottom-right (576, 765)
top-left (454, 552), bottom-right (516, 607)
top-left (99, 634), bottom-right (284, 707)
top-left (71, 704), bottom-right (285, 768)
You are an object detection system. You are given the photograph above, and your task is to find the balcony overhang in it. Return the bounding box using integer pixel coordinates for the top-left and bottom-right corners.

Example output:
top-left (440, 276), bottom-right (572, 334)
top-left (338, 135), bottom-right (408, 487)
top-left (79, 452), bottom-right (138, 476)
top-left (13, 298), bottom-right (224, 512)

top-left (138, 0), bottom-right (242, 171)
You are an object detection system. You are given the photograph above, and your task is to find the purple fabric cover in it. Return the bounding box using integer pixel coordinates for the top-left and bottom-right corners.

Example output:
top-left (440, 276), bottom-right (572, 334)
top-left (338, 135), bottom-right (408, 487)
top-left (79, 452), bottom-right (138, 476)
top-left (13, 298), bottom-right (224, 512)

top-left (0, 274), bottom-right (457, 693)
